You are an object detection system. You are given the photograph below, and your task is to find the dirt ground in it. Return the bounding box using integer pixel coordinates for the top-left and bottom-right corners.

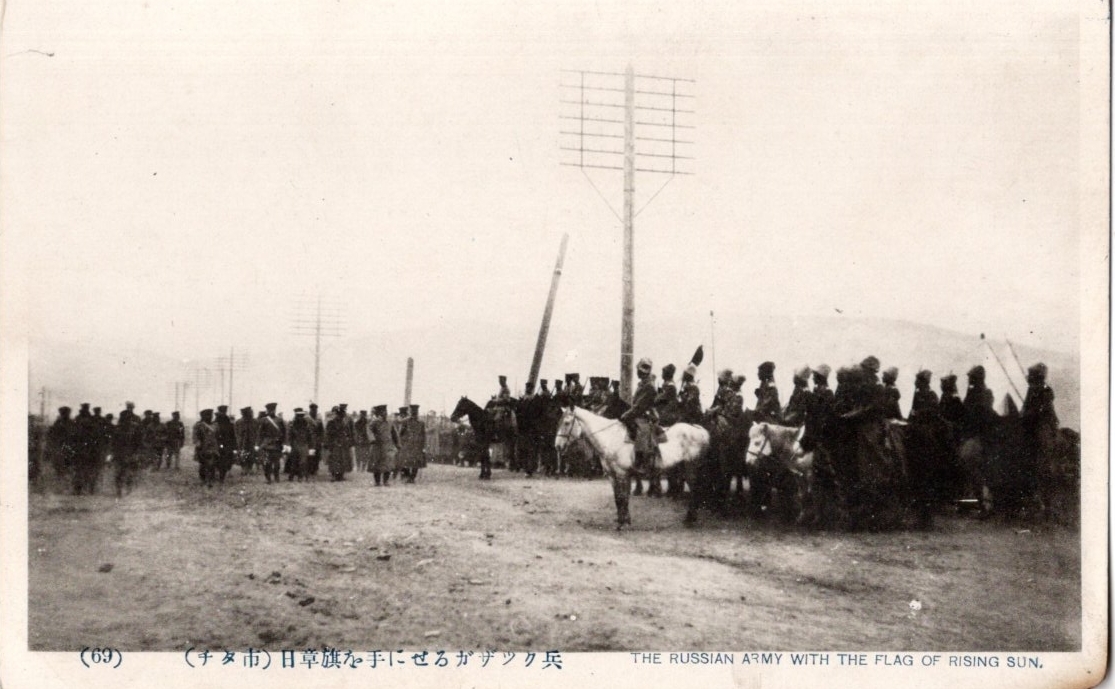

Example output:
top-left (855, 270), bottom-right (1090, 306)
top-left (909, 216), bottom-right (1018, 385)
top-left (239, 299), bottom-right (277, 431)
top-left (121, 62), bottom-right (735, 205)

top-left (28, 457), bottom-right (1080, 652)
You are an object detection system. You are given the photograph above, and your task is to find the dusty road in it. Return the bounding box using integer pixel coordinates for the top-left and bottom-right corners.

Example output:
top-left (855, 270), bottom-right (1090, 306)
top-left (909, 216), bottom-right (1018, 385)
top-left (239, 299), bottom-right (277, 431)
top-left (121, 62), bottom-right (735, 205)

top-left (29, 460), bottom-right (1080, 652)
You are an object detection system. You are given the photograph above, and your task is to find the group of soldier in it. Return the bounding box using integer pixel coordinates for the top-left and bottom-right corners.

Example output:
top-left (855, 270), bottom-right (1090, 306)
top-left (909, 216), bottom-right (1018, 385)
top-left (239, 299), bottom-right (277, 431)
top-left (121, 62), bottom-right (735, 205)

top-left (615, 353), bottom-right (1062, 526)
top-left (37, 400), bottom-right (429, 495)
top-left (37, 402), bottom-right (186, 497)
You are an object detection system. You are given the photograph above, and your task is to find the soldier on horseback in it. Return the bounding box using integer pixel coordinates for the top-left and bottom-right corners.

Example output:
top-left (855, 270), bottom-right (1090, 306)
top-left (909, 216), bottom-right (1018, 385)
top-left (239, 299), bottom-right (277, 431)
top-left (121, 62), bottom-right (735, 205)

top-left (679, 363), bottom-right (703, 424)
top-left (654, 364), bottom-right (681, 426)
top-left (882, 367), bottom-right (904, 420)
top-left (620, 357), bottom-right (659, 473)
top-left (707, 369), bottom-right (735, 419)
top-left (754, 362), bottom-right (781, 423)
top-left (781, 366), bottom-right (812, 426)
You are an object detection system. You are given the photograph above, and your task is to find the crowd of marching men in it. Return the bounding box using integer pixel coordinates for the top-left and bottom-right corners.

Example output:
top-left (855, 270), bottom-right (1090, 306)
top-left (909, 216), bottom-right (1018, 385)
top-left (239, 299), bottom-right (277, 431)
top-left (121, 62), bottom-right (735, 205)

top-left (31, 401), bottom-right (429, 496)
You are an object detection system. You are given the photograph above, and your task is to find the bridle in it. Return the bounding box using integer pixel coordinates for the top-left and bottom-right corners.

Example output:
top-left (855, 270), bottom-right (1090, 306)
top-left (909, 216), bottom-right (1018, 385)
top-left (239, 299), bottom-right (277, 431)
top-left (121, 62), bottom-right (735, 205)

top-left (554, 409), bottom-right (622, 444)
top-left (745, 429), bottom-right (771, 461)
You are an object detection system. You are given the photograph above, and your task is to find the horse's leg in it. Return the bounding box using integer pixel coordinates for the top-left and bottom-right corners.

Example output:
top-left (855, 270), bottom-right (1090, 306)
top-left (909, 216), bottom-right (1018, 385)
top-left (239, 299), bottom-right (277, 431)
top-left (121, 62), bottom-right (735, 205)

top-left (611, 473), bottom-right (626, 529)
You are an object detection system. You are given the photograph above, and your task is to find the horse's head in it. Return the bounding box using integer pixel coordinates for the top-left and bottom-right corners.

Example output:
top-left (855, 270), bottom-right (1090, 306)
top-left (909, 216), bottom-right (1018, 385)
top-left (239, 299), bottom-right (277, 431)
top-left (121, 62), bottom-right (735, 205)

top-left (449, 396), bottom-right (472, 423)
top-left (746, 422), bottom-right (772, 466)
top-left (553, 407), bottom-right (582, 454)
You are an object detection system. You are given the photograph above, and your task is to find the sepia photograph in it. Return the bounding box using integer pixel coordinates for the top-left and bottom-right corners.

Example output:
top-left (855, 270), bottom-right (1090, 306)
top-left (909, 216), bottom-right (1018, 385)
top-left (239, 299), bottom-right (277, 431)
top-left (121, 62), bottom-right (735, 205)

top-left (0, 0), bottom-right (1107, 688)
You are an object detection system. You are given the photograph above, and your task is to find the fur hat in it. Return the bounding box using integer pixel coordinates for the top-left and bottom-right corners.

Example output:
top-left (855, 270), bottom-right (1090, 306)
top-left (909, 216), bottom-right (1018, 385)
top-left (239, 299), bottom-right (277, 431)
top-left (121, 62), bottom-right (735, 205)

top-left (717, 369), bottom-right (734, 385)
top-left (882, 366), bottom-right (899, 384)
top-left (682, 363), bottom-right (698, 381)
top-left (812, 364), bottom-right (831, 380)
top-left (860, 356), bottom-right (880, 373)
top-left (662, 363), bottom-right (676, 381)
top-left (915, 369), bottom-right (932, 384)
top-left (967, 365), bottom-right (985, 381)
top-left (758, 361), bottom-right (775, 380)
top-left (1028, 362), bottom-right (1048, 381)
top-left (793, 366), bottom-right (810, 383)
top-left (637, 357), bottom-right (653, 375)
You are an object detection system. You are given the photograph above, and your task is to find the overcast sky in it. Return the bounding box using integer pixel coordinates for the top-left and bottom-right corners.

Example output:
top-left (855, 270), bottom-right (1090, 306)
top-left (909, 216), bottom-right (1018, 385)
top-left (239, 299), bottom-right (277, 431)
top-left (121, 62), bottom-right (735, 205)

top-left (2, 0), bottom-right (1099, 411)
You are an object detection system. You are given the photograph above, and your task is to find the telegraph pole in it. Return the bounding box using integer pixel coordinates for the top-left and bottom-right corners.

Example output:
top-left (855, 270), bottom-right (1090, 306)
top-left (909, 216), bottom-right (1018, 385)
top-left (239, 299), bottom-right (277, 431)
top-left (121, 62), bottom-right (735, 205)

top-left (561, 65), bottom-right (694, 400)
top-left (527, 233), bottom-right (570, 390)
top-left (215, 347), bottom-right (249, 409)
top-left (404, 357), bottom-right (414, 407)
top-left (291, 294), bottom-right (345, 403)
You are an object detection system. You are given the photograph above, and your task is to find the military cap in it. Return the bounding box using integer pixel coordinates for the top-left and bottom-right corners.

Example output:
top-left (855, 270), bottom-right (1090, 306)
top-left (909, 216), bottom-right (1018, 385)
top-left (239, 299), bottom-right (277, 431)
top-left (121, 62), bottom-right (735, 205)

top-left (58, 406), bottom-right (71, 414)
top-left (373, 404), bottom-right (387, 414)
top-left (1028, 362), bottom-right (1048, 380)
top-left (309, 402), bottom-right (318, 409)
top-left (524, 381), bottom-right (535, 393)
top-left (153, 411), bottom-right (161, 418)
top-left (812, 364), bottom-right (832, 379)
top-left (565, 373), bottom-right (580, 383)
top-left (398, 406), bottom-right (409, 415)
top-left (498, 375), bottom-right (507, 384)
top-left (200, 408), bottom-right (214, 417)
top-left (339, 403), bottom-right (348, 410)
top-left (540, 379), bottom-right (549, 387)
top-left (940, 374), bottom-right (959, 393)
top-left (662, 363), bottom-right (677, 381)
top-left (683, 363), bottom-right (698, 380)
top-left (265, 402), bottom-right (278, 411)
top-left (239, 406), bottom-right (252, 415)
top-left (217, 404), bottom-right (228, 413)
top-left (93, 406), bottom-right (102, 414)
top-left (257, 410), bottom-right (267, 418)
top-left (758, 361), bottom-right (776, 380)
top-left (610, 380), bottom-right (620, 391)
top-left (554, 380), bottom-right (564, 390)
top-left (410, 404), bottom-right (420, 413)
top-left (967, 365), bottom-right (985, 380)
top-left (860, 356), bottom-right (880, 373)
top-left (331, 405), bottom-right (341, 413)
top-left (173, 410), bottom-right (182, 417)
top-left (882, 367), bottom-right (899, 384)
top-left (915, 369), bottom-right (932, 383)
top-left (793, 366), bottom-right (810, 382)
top-left (125, 401), bottom-right (135, 409)
top-left (589, 376), bottom-right (607, 388)
top-left (637, 357), bottom-right (653, 374)
top-left (717, 369), bottom-right (734, 385)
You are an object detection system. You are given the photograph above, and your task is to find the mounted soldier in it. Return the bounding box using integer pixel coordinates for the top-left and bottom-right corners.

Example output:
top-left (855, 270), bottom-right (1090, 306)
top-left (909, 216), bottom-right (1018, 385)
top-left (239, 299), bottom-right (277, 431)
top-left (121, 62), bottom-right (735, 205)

top-left (619, 357), bottom-right (660, 474)
top-left (781, 366), bottom-right (812, 426)
top-left (679, 363), bottom-right (703, 424)
top-left (753, 361), bottom-right (781, 423)
top-left (881, 367), bottom-right (904, 420)
top-left (565, 373), bottom-right (584, 407)
top-left (707, 369), bottom-right (735, 420)
top-left (654, 364), bottom-right (681, 427)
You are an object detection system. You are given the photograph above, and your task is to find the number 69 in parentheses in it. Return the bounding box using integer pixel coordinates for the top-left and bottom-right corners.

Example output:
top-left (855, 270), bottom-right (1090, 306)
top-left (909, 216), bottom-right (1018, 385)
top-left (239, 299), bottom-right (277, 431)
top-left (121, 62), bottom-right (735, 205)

top-left (79, 647), bottom-right (123, 668)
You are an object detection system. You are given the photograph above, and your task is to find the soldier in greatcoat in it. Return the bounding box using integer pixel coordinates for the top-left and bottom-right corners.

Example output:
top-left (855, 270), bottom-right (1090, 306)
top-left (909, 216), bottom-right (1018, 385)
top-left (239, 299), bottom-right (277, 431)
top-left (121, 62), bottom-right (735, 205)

top-left (1020, 362), bottom-right (1059, 508)
top-left (369, 404), bottom-right (398, 486)
top-left (193, 408), bottom-right (220, 487)
top-left (398, 404), bottom-right (427, 483)
top-left (165, 411), bottom-right (185, 470)
top-left (286, 407), bottom-right (313, 481)
top-left (353, 410), bottom-right (372, 472)
top-left (307, 403), bottom-right (325, 477)
top-left (256, 402), bottom-right (286, 483)
top-left (214, 405), bottom-right (237, 482)
top-left (71, 403), bottom-right (101, 495)
top-left (234, 407), bottom-right (256, 473)
top-left (112, 403), bottom-right (142, 497)
top-left (565, 373), bottom-right (584, 407)
top-left (325, 406), bottom-right (354, 481)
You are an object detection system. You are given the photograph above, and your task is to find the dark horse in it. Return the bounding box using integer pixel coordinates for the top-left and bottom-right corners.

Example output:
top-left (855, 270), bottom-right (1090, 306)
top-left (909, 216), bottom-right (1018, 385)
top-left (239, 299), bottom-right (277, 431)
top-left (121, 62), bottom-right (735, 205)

top-left (450, 396), bottom-right (498, 480)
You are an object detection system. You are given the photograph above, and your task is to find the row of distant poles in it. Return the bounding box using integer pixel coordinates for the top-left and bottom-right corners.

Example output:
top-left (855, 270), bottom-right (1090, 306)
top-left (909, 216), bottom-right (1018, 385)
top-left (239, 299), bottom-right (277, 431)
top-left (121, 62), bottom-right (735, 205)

top-left (558, 65), bottom-right (695, 400)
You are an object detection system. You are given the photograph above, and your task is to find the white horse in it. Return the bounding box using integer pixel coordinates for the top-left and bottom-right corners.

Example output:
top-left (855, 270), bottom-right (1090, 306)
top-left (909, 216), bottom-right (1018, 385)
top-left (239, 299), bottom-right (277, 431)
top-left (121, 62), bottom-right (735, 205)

top-left (554, 406), bottom-right (710, 529)
top-left (746, 422), bottom-right (809, 521)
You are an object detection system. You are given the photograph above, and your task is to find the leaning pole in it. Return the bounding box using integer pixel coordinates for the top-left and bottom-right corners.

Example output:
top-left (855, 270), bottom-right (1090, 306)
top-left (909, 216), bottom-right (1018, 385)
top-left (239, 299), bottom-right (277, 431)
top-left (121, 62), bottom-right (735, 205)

top-left (404, 357), bottom-right (414, 407)
top-left (527, 233), bottom-right (571, 390)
